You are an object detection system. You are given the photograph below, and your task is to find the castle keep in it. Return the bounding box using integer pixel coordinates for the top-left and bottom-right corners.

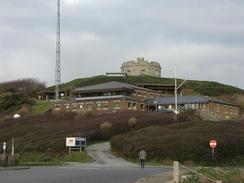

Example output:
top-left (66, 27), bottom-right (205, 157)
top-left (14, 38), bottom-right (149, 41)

top-left (121, 57), bottom-right (161, 78)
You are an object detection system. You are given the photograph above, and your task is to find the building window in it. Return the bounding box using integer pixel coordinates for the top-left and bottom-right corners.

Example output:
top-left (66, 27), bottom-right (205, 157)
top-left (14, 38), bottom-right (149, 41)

top-left (96, 102), bottom-right (102, 110)
top-left (224, 105), bottom-right (228, 113)
top-left (133, 102), bottom-right (137, 110)
top-left (140, 104), bottom-right (144, 110)
top-left (203, 104), bottom-right (206, 110)
top-left (103, 102), bottom-right (108, 110)
top-left (216, 104), bottom-right (220, 112)
top-left (113, 101), bottom-right (120, 110)
top-left (196, 103), bottom-right (199, 109)
top-left (128, 101), bottom-right (132, 109)
top-left (87, 103), bottom-right (93, 110)
top-left (127, 70), bottom-right (131, 73)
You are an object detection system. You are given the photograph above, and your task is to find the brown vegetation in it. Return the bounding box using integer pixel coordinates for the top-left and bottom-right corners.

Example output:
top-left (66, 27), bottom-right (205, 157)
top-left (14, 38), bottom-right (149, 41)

top-left (0, 111), bottom-right (175, 154)
top-left (111, 119), bottom-right (244, 165)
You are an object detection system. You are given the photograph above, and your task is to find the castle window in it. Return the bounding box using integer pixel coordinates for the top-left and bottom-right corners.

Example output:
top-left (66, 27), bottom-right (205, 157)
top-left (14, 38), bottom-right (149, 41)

top-left (127, 70), bottom-right (131, 73)
top-left (142, 69), bottom-right (145, 72)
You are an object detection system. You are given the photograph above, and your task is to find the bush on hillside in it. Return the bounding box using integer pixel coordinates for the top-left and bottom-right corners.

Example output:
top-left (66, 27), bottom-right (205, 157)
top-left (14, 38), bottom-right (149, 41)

top-left (0, 79), bottom-right (45, 97)
top-left (111, 120), bottom-right (244, 165)
top-left (0, 93), bottom-right (35, 112)
top-left (128, 117), bottom-right (137, 129)
top-left (178, 110), bottom-right (202, 122)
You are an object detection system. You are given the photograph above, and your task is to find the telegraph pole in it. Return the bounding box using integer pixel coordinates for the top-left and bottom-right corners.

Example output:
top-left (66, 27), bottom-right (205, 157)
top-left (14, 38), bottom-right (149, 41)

top-left (174, 67), bottom-right (186, 115)
top-left (55, 0), bottom-right (61, 100)
top-left (174, 67), bottom-right (178, 114)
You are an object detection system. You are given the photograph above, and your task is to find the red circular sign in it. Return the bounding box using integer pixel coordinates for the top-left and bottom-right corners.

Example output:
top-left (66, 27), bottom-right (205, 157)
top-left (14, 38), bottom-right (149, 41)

top-left (210, 140), bottom-right (217, 149)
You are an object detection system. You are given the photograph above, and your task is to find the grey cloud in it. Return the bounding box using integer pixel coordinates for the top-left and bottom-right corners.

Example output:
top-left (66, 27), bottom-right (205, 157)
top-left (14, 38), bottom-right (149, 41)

top-left (0, 0), bottom-right (244, 89)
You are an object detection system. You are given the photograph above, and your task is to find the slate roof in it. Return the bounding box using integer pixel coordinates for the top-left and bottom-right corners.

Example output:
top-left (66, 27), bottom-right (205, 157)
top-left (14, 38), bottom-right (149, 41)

top-left (73, 81), bottom-right (156, 93)
top-left (147, 95), bottom-right (238, 107)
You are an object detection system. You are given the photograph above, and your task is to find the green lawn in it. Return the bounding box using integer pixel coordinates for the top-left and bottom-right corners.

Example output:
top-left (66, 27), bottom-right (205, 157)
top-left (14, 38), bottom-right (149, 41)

top-left (20, 151), bottom-right (93, 166)
top-left (31, 100), bottom-right (51, 115)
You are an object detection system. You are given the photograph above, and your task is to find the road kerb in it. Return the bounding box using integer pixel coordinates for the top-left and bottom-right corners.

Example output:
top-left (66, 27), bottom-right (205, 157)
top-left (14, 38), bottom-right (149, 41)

top-left (0, 166), bottom-right (30, 171)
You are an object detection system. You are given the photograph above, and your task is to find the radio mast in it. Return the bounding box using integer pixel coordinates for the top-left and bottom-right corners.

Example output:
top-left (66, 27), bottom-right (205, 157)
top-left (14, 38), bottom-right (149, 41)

top-left (55, 0), bottom-right (61, 100)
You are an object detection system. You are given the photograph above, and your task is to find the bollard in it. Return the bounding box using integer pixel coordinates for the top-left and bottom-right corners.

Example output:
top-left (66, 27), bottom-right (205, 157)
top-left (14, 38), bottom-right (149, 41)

top-left (173, 161), bottom-right (180, 183)
top-left (0, 154), bottom-right (7, 167)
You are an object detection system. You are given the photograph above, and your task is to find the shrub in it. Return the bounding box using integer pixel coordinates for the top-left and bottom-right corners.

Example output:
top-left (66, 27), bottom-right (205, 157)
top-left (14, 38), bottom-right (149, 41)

top-left (111, 120), bottom-right (244, 165)
top-left (100, 122), bottom-right (113, 138)
top-left (0, 93), bottom-right (35, 112)
top-left (128, 117), bottom-right (137, 129)
top-left (100, 122), bottom-right (112, 131)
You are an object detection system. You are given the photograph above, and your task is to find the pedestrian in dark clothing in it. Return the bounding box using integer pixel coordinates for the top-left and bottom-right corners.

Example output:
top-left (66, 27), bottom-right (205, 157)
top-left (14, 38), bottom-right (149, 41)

top-left (139, 150), bottom-right (147, 168)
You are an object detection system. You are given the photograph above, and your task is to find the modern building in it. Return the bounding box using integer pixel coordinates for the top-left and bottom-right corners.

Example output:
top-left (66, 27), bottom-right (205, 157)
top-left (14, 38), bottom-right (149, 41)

top-left (121, 57), bottom-right (161, 78)
top-left (148, 95), bottom-right (240, 121)
top-left (53, 81), bottom-right (161, 112)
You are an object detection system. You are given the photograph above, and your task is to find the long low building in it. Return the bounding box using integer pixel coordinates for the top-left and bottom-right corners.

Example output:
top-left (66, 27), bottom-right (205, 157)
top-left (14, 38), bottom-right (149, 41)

top-left (148, 95), bottom-right (240, 121)
top-left (53, 81), bottom-right (161, 112)
top-left (52, 81), bottom-right (240, 121)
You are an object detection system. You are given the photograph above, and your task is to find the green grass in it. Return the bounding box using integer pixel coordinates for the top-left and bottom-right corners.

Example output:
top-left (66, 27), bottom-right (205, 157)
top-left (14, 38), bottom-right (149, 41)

top-left (19, 151), bottom-right (93, 166)
top-left (31, 100), bottom-right (51, 115)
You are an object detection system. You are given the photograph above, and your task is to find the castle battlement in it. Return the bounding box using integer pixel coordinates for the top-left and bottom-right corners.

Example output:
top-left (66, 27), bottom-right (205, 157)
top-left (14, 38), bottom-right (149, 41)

top-left (121, 57), bottom-right (161, 78)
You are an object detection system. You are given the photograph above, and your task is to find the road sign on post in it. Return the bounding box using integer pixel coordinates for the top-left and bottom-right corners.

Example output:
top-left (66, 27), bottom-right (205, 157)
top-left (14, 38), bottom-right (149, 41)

top-left (66, 137), bottom-right (87, 155)
top-left (210, 140), bottom-right (217, 160)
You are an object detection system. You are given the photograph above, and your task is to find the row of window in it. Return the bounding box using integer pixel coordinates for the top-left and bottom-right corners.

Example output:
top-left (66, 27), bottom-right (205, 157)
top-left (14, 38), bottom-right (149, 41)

top-left (128, 101), bottom-right (145, 110)
top-left (184, 103), bottom-right (206, 110)
top-left (55, 101), bottom-right (147, 111)
top-left (55, 101), bottom-right (121, 111)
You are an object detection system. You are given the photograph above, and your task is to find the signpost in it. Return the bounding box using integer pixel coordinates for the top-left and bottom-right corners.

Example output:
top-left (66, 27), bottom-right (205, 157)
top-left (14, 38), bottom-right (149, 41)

top-left (209, 139), bottom-right (217, 160)
top-left (66, 137), bottom-right (86, 155)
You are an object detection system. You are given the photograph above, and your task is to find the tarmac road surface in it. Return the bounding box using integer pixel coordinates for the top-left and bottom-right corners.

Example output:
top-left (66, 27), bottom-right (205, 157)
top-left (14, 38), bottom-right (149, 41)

top-left (0, 142), bottom-right (171, 183)
top-left (0, 166), bottom-right (170, 183)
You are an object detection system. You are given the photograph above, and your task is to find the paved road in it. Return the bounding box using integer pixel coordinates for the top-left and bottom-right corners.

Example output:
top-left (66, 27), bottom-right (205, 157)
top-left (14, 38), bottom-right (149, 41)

top-left (0, 166), bottom-right (170, 183)
top-left (85, 142), bottom-right (137, 167)
top-left (0, 143), bottom-right (171, 183)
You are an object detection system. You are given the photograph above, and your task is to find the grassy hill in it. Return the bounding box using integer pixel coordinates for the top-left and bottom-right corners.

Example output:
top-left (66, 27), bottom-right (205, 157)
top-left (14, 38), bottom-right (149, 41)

top-left (56, 75), bottom-right (244, 96)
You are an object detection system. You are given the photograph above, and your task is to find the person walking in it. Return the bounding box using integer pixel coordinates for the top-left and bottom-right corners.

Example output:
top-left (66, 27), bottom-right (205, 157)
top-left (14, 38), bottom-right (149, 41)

top-left (139, 150), bottom-right (147, 168)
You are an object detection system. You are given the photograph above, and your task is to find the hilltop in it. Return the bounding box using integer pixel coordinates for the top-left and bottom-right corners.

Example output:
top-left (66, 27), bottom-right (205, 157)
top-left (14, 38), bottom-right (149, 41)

top-left (57, 75), bottom-right (243, 97)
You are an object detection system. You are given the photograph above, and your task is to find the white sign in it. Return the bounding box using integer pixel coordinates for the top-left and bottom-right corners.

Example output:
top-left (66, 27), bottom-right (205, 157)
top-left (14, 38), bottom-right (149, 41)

top-left (66, 137), bottom-right (76, 147)
top-left (3, 142), bottom-right (6, 151)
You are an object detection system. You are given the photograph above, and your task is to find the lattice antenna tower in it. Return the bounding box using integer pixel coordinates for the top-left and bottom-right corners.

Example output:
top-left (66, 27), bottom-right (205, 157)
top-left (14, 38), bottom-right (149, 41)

top-left (55, 0), bottom-right (61, 100)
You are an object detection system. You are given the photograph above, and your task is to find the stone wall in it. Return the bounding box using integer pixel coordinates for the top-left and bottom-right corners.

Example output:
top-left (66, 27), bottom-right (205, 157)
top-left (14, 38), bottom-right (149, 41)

top-left (121, 57), bottom-right (161, 77)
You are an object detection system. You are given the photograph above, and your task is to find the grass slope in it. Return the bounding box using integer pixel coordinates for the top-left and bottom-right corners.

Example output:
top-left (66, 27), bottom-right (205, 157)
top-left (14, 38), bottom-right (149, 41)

top-left (31, 100), bottom-right (51, 115)
top-left (57, 75), bottom-right (244, 96)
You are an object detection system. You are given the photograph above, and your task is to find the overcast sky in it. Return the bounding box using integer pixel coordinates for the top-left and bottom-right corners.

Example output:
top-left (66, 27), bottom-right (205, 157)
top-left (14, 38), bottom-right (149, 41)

top-left (0, 0), bottom-right (244, 88)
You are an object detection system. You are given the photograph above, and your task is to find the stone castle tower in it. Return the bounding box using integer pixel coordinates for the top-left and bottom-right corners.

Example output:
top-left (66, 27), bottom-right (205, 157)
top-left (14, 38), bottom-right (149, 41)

top-left (121, 57), bottom-right (161, 78)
